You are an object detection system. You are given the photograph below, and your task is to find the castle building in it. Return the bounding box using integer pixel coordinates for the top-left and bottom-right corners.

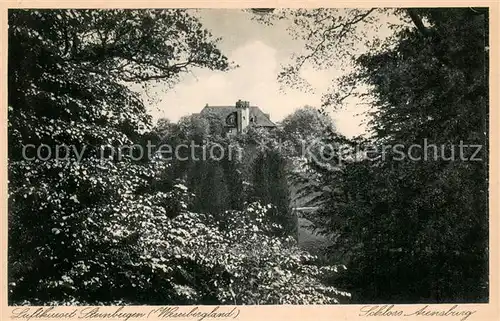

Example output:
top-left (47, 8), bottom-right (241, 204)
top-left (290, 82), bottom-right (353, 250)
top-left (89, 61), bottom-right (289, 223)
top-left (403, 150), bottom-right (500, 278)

top-left (199, 99), bottom-right (276, 135)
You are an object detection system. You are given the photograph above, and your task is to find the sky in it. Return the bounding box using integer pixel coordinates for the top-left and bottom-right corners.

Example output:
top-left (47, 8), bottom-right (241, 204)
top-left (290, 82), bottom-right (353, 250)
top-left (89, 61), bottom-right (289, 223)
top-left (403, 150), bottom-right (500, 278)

top-left (143, 9), bottom-right (378, 138)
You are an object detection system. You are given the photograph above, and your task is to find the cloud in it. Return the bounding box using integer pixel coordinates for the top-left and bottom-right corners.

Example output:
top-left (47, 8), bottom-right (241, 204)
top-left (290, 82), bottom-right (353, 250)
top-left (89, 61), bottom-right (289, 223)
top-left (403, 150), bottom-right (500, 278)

top-left (145, 39), bottom-right (366, 138)
top-left (148, 40), bottom-right (288, 122)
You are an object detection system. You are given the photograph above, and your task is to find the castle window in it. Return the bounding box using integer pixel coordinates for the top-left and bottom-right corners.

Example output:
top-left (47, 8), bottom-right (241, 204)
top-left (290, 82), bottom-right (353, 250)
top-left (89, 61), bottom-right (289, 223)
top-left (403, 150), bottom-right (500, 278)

top-left (226, 112), bottom-right (236, 126)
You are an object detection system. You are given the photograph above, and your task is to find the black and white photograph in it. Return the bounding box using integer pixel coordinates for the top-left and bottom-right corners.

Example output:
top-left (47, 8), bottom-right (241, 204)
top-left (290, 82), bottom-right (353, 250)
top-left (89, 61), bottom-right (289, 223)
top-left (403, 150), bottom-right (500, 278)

top-left (6, 5), bottom-right (492, 311)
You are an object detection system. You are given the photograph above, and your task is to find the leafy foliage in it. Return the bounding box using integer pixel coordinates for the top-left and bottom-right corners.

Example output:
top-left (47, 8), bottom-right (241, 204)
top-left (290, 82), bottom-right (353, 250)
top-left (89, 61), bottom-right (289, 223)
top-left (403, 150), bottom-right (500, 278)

top-left (9, 9), bottom-right (349, 305)
top-left (249, 150), bottom-right (294, 237)
top-left (280, 8), bottom-right (488, 303)
top-left (12, 190), bottom-right (351, 305)
top-left (281, 106), bottom-right (335, 142)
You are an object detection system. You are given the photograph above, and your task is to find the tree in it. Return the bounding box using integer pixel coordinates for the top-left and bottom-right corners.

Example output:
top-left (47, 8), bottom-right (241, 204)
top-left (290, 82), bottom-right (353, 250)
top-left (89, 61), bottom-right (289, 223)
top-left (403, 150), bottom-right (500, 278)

top-left (201, 111), bottom-right (227, 137)
top-left (249, 149), bottom-right (294, 237)
top-left (154, 116), bottom-right (245, 216)
top-left (9, 8), bottom-right (351, 305)
top-left (276, 8), bottom-right (488, 303)
top-left (342, 9), bottom-right (488, 302)
top-left (279, 106), bottom-right (338, 179)
top-left (177, 114), bottom-right (211, 143)
top-left (155, 118), bottom-right (178, 140)
top-left (8, 9), bottom-right (230, 303)
top-left (281, 105), bottom-right (335, 142)
top-left (190, 160), bottom-right (230, 216)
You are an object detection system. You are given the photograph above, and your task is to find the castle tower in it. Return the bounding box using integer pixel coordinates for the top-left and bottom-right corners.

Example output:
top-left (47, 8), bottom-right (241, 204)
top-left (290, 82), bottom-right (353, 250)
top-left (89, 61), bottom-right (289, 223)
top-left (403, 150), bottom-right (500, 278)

top-left (236, 99), bottom-right (250, 133)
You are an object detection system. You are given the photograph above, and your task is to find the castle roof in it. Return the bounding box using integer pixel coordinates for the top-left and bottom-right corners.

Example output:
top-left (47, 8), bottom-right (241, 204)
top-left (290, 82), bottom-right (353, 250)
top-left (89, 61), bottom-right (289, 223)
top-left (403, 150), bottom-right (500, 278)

top-left (200, 105), bottom-right (276, 127)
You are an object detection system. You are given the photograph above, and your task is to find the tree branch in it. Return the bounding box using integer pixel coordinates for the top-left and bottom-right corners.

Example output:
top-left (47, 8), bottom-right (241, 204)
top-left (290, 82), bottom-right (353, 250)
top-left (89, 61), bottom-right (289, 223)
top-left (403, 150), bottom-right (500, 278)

top-left (406, 9), bottom-right (431, 37)
top-left (298, 8), bottom-right (376, 69)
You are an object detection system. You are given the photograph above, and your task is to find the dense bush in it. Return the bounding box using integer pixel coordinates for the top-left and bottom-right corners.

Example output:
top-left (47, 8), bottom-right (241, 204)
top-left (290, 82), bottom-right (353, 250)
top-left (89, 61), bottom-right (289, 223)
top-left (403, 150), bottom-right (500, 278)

top-left (10, 180), bottom-right (350, 304)
top-left (8, 9), bottom-right (349, 305)
top-left (154, 116), bottom-right (295, 234)
top-left (249, 149), bottom-right (295, 237)
top-left (296, 9), bottom-right (488, 303)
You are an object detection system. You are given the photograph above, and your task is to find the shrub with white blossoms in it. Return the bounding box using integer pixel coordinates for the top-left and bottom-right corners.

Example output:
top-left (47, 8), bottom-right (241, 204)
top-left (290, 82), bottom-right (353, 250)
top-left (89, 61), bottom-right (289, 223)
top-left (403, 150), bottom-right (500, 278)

top-left (8, 9), bottom-right (350, 305)
top-left (10, 165), bottom-right (351, 305)
top-left (126, 199), bottom-right (351, 305)
top-left (216, 203), bottom-right (351, 304)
